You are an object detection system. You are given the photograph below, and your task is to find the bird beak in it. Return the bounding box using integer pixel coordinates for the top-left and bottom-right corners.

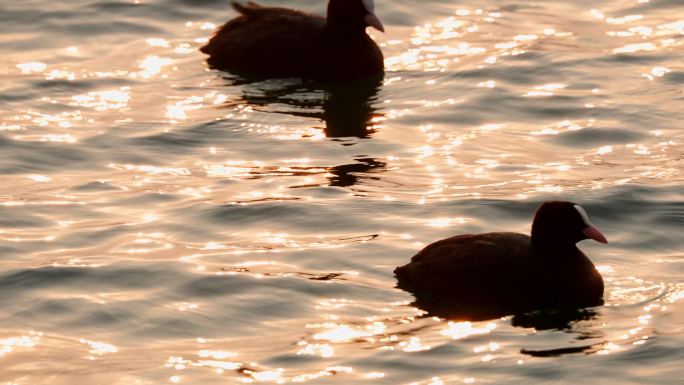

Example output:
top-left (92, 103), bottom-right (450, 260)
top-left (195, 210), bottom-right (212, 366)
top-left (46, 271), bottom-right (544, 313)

top-left (583, 225), bottom-right (608, 244)
top-left (364, 13), bottom-right (385, 32)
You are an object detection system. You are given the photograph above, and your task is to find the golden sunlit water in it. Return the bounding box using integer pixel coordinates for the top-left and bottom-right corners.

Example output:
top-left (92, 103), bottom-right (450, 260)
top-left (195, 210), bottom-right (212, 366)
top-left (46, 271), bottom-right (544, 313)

top-left (1, 0), bottom-right (683, 384)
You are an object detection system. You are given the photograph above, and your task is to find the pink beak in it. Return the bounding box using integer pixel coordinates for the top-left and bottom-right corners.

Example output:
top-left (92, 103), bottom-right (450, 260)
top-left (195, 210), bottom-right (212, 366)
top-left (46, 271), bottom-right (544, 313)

top-left (364, 13), bottom-right (385, 32)
top-left (583, 225), bottom-right (608, 244)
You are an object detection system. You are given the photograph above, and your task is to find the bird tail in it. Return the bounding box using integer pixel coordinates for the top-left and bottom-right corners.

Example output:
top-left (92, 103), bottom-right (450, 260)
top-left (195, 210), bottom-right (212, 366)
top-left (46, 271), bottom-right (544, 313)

top-left (231, 1), bottom-right (263, 15)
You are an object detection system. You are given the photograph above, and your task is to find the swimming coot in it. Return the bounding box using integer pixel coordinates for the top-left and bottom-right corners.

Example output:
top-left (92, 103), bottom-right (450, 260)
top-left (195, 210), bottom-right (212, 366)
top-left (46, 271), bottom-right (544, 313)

top-left (394, 201), bottom-right (608, 314)
top-left (200, 0), bottom-right (385, 81)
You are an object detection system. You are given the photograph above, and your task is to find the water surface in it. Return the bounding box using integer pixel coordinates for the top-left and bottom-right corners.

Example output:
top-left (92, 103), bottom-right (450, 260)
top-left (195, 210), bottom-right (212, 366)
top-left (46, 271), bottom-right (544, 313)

top-left (0, 0), bottom-right (683, 384)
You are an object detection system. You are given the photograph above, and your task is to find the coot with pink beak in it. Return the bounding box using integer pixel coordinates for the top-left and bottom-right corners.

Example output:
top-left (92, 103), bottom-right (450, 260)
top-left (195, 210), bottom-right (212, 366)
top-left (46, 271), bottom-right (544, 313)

top-left (395, 201), bottom-right (608, 316)
top-left (200, 0), bottom-right (385, 81)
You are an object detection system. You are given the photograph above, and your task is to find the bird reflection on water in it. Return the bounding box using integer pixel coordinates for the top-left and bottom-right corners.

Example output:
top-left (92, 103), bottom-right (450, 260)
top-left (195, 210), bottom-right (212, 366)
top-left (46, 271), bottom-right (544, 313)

top-left (400, 280), bottom-right (603, 323)
top-left (214, 72), bottom-right (385, 139)
top-left (327, 158), bottom-right (387, 188)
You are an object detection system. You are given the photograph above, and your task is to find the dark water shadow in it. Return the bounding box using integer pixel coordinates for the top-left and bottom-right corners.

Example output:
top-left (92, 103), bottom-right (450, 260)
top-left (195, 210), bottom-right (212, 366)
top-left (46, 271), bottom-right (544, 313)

top-left (511, 307), bottom-right (600, 331)
top-left (218, 156), bottom-right (387, 189)
top-left (328, 157), bottom-right (387, 187)
top-left (399, 280), bottom-right (604, 331)
top-left (520, 340), bottom-right (607, 357)
top-left (215, 72), bottom-right (385, 138)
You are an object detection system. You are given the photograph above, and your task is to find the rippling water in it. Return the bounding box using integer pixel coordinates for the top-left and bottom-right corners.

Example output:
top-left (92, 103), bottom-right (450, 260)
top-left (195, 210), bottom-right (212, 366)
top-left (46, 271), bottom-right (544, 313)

top-left (1, 0), bottom-right (683, 383)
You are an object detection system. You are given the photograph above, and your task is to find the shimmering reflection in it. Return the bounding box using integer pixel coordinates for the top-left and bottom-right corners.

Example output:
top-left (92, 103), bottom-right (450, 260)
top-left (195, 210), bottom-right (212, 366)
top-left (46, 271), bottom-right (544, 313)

top-left (71, 88), bottom-right (130, 110)
top-left (383, 8), bottom-right (568, 73)
top-left (162, 333), bottom-right (413, 383)
top-left (133, 56), bottom-right (172, 79)
top-left (1, 0), bottom-right (683, 384)
top-left (368, 3), bottom-right (684, 204)
top-left (593, 7), bottom-right (684, 53)
top-left (606, 275), bottom-right (665, 304)
top-left (312, 323), bottom-right (373, 342)
top-left (82, 340), bottom-right (118, 355)
top-left (1, 332), bottom-right (41, 355)
top-left (440, 322), bottom-right (495, 339)
top-left (166, 96), bottom-right (204, 122)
